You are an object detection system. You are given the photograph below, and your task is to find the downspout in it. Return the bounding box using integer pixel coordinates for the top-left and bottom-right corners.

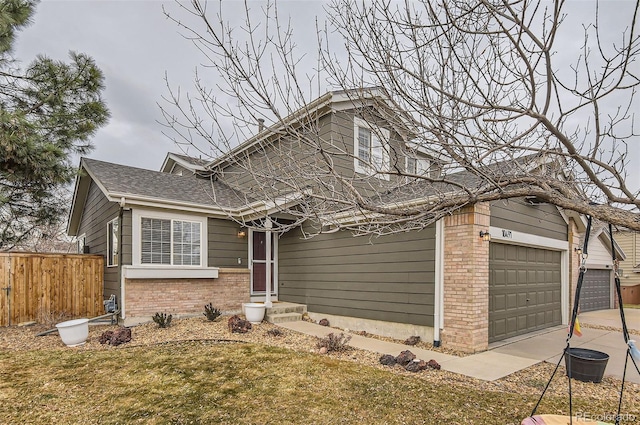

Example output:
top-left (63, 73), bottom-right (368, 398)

top-left (118, 197), bottom-right (125, 322)
top-left (433, 219), bottom-right (444, 347)
top-left (265, 218), bottom-right (273, 308)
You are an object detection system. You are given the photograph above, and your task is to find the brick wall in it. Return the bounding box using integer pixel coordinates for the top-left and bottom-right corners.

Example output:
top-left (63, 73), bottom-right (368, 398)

top-left (441, 203), bottom-right (490, 353)
top-left (124, 268), bottom-right (250, 319)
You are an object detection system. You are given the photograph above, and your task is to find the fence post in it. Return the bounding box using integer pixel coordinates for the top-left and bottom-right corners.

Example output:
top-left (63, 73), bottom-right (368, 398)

top-left (0, 254), bottom-right (11, 326)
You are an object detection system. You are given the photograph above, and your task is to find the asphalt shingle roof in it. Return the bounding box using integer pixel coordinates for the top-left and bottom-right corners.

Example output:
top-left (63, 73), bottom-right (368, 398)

top-left (82, 158), bottom-right (255, 209)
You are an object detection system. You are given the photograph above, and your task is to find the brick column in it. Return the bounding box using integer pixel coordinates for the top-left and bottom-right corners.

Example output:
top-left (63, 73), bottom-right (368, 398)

top-left (441, 203), bottom-right (490, 353)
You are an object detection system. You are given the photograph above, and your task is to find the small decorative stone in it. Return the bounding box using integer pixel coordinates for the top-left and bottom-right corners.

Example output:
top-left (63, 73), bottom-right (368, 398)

top-left (319, 346), bottom-right (328, 354)
top-left (404, 335), bottom-right (420, 346)
top-left (405, 359), bottom-right (428, 373)
top-left (379, 354), bottom-right (397, 366)
top-left (395, 350), bottom-right (416, 366)
top-left (318, 318), bottom-right (330, 327)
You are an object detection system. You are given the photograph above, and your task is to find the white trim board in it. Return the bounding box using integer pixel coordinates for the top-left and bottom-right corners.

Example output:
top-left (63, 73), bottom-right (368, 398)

top-left (131, 207), bottom-right (209, 268)
top-left (122, 266), bottom-right (219, 279)
top-left (489, 226), bottom-right (568, 251)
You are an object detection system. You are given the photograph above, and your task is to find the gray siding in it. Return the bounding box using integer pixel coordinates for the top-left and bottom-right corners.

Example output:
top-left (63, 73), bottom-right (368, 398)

top-left (490, 199), bottom-right (567, 241)
top-left (77, 181), bottom-right (120, 300)
top-left (278, 225), bottom-right (436, 327)
top-left (208, 218), bottom-right (249, 268)
top-left (217, 109), bottom-right (410, 198)
top-left (121, 209), bottom-right (132, 266)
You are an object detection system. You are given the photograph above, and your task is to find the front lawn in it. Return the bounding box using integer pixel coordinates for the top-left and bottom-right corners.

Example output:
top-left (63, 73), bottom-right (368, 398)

top-left (1, 341), bottom-right (637, 424)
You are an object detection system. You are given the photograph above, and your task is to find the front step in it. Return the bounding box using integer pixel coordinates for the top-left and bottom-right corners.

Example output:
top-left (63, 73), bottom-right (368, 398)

top-left (266, 312), bottom-right (303, 323)
top-left (265, 302), bottom-right (307, 324)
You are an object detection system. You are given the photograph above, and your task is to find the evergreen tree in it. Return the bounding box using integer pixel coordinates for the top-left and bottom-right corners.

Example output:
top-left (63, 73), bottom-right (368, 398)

top-left (0, 0), bottom-right (109, 249)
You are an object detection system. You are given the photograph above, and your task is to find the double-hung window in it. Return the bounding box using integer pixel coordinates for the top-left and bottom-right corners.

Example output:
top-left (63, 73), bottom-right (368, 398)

top-left (107, 218), bottom-right (119, 267)
top-left (354, 117), bottom-right (390, 179)
top-left (406, 155), bottom-right (430, 176)
top-left (141, 217), bottom-right (201, 266)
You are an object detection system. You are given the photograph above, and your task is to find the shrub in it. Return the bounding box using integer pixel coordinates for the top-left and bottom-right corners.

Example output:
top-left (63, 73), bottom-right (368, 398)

top-left (203, 303), bottom-right (222, 321)
top-left (316, 332), bottom-right (352, 353)
top-left (152, 312), bottom-right (172, 328)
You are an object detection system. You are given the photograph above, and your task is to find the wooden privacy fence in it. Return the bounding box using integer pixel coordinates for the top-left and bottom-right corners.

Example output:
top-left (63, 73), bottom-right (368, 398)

top-left (0, 252), bottom-right (104, 326)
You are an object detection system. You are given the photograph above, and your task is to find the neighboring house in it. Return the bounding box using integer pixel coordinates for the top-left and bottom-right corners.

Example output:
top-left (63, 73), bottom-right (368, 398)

top-left (570, 222), bottom-right (626, 312)
top-left (68, 89), bottom-right (600, 352)
top-left (613, 229), bottom-right (640, 304)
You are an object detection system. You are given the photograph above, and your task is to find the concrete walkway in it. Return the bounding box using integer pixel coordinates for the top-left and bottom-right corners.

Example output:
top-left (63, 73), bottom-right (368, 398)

top-left (279, 308), bottom-right (640, 383)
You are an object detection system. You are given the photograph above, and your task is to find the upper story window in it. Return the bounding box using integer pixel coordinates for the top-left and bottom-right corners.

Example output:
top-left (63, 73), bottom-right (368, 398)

top-left (141, 217), bottom-right (201, 266)
top-left (353, 117), bottom-right (390, 179)
top-left (405, 155), bottom-right (431, 176)
top-left (107, 218), bottom-right (119, 267)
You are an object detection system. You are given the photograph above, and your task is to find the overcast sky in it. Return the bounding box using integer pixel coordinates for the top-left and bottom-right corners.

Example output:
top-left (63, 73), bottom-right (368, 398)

top-left (12, 0), bottom-right (640, 192)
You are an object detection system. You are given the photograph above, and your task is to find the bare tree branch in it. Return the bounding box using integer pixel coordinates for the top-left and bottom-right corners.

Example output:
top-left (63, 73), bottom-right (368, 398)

top-left (160, 0), bottom-right (640, 234)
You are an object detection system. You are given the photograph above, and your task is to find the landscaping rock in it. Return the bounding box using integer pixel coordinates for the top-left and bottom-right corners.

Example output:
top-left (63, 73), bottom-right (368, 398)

top-left (395, 350), bottom-right (416, 366)
top-left (404, 335), bottom-right (420, 346)
top-left (99, 327), bottom-right (131, 346)
top-left (228, 315), bottom-right (252, 333)
top-left (379, 354), bottom-right (397, 366)
top-left (405, 359), bottom-right (428, 373)
top-left (98, 331), bottom-right (112, 344)
top-left (319, 346), bottom-right (328, 354)
top-left (318, 318), bottom-right (330, 327)
top-left (427, 359), bottom-right (441, 370)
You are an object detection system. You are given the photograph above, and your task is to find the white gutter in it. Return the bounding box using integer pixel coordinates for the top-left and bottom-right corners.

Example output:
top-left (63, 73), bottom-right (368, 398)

top-left (323, 194), bottom-right (441, 226)
top-left (265, 218), bottom-right (273, 308)
top-left (104, 189), bottom-right (311, 220)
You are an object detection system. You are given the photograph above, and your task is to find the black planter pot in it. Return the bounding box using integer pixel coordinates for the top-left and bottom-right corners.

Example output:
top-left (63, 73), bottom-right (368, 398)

top-left (565, 347), bottom-right (609, 383)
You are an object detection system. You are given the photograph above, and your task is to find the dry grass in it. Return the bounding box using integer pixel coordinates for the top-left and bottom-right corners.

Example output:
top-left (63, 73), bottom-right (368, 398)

top-left (0, 317), bottom-right (638, 425)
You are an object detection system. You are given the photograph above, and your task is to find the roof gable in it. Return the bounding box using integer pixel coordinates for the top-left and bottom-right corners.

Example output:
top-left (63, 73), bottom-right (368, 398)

top-left (160, 152), bottom-right (209, 174)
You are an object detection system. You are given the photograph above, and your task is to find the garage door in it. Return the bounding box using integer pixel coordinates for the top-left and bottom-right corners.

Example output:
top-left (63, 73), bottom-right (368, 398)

top-left (579, 269), bottom-right (610, 312)
top-left (489, 243), bottom-right (562, 342)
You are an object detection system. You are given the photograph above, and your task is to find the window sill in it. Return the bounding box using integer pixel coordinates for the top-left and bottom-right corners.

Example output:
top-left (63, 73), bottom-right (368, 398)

top-left (122, 266), bottom-right (219, 279)
top-left (354, 166), bottom-right (391, 181)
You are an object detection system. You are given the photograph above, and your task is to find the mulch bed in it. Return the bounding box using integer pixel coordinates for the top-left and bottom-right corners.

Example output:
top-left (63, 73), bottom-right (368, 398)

top-left (1, 316), bottom-right (638, 410)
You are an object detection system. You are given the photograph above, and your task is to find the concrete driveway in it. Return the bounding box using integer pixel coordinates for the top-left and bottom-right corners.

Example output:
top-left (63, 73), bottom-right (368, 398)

top-left (490, 308), bottom-right (640, 384)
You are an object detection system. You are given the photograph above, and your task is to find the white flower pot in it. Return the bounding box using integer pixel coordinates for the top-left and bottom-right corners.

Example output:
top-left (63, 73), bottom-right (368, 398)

top-left (243, 303), bottom-right (266, 324)
top-left (56, 318), bottom-right (89, 347)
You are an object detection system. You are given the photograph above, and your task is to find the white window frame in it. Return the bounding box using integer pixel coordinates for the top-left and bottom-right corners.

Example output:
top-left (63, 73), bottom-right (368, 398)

top-left (405, 155), bottom-right (430, 176)
top-left (107, 218), bottom-right (119, 267)
top-left (353, 117), bottom-right (390, 180)
top-left (131, 208), bottom-right (207, 268)
top-left (77, 234), bottom-right (86, 254)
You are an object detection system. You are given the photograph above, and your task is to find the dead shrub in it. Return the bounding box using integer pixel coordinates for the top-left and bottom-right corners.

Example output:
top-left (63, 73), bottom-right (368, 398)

top-left (316, 332), bottom-right (352, 353)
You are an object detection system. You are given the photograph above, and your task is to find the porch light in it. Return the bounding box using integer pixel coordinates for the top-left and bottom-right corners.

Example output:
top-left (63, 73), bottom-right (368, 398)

top-left (479, 230), bottom-right (491, 242)
top-left (237, 229), bottom-right (247, 238)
